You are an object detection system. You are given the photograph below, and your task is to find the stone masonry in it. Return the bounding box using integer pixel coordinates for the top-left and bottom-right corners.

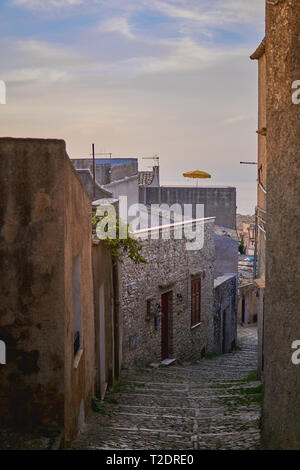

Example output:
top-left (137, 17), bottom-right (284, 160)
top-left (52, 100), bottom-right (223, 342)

top-left (120, 219), bottom-right (215, 366)
top-left (70, 326), bottom-right (261, 450)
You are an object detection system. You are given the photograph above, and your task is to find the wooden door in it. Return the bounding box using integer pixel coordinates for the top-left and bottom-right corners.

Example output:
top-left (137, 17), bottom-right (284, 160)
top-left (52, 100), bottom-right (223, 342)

top-left (191, 278), bottom-right (201, 326)
top-left (161, 292), bottom-right (171, 360)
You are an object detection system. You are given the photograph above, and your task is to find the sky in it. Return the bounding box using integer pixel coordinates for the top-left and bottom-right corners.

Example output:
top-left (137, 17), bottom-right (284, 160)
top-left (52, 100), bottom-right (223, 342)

top-left (0, 0), bottom-right (265, 213)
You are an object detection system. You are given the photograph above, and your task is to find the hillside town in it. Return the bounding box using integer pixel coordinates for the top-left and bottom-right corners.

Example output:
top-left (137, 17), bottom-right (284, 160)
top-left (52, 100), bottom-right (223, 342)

top-left (0, 0), bottom-right (300, 453)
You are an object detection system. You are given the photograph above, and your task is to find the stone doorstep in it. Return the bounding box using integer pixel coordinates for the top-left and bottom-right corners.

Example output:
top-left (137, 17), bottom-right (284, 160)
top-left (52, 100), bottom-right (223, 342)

top-left (160, 358), bottom-right (177, 367)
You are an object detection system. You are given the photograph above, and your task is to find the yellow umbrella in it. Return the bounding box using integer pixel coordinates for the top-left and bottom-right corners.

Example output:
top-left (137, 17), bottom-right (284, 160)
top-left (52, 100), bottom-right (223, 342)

top-left (183, 170), bottom-right (211, 186)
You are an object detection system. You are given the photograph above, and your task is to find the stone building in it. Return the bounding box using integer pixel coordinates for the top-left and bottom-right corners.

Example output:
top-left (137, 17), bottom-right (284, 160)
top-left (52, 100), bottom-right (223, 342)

top-left (213, 274), bottom-right (238, 354)
top-left (120, 218), bottom-right (215, 366)
top-left (92, 237), bottom-right (121, 400)
top-left (0, 138), bottom-right (119, 446)
top-left (213, 225), bottom-right (238, 354)
top-left (250, 37), bottom-right (267, 376)
top-left (72, 157), bottom-right (139, 221)
top-left (120, 217), bottom-right (238, 366)
top-left (91, 198), bottom-right (122, 400)
top-left (139, 186), bottom-right (236, 229)
top-left (0, 138), bottom-right (95, 442)
top-left (251, 0), bottom-right (300, 449)
top-left (238, 283), bottom-right (258, 326)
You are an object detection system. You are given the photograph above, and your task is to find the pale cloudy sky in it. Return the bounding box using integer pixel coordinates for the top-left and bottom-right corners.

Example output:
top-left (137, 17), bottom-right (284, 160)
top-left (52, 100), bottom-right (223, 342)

top-left (0, 0), bottom-right (265, 213)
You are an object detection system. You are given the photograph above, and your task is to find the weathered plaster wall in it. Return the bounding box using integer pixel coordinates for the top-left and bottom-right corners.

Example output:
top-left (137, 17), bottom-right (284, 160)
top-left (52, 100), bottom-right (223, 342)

top-left (214, 233), bottom-right (238, 278)
top-left (213, 275), bottom-right (238, 354)
top-left (103, 175), bottom-right (139, 222)
top-left (92, 240), bottom-right (115, 393)
top-left (139, 186), bottom-right (236, 229)
top-left (0, 138), bottom-right (65, 431)
top-left (120, 220), bottom-right (216, 366)
top-left (64, 157), bottom-right (95, 442)
top-left (76, 169), bottom-right (113, 201)
top-left (0, 138), bottom-right (95, 442)
top-left (263, 0), bottom-right (300, 449)
top-left (72, 159), bottom-right (110, 186)
top-left (238, 284), bottom-right (258, 325)
top-left (72, 159), bottom-right (138, 186)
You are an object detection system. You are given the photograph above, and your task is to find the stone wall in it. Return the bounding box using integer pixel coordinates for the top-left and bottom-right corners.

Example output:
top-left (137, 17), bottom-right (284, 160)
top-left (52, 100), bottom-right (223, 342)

top-left (92, 240), bottom-right (117, 398)
top-left (214, 233), bottom-right (238, 278)
top-left (120, 219), bottom-right (216, 366)
top-left (238, 283), bottom-right (258, 325)
top-left (213, 275), bottom-right (238, 354)
top-left (263, 0), bottom-right (300, 449)
top-left (0, 138), bottom-right (95, 442)
top-left (64, 155), bottom-right (95, 442)
top-left (72, 159), bottom-right (138, 185)
top-left (139, 186), bottom-right (236, 229)
top-left (76, 169), bottom-right (113, 201)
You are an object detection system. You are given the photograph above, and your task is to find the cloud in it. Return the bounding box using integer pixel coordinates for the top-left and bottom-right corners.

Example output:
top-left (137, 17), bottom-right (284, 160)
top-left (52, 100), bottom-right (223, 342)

top-left (121, 37), bottom-right (248, 75)
top-left (97, 17), bottom-right (136, 40)
top-left (151, 0), bottom-right (264, 24)
top-left (3, 0), bottom-right (263, 215)
top-left (11, 0), bottom-right (265, 28)
top-left (222, 114), bottom-right (251, 125)
top-left (12, 0), bottom-right (83, 8)
top-left (151, 1), bottom-right (214, 22)
top-left (0, 38), bottom-right (104, 85)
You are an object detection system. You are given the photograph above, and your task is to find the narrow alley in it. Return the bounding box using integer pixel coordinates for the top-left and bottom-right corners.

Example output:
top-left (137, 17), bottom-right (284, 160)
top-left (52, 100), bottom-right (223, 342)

top-left (71, 326), bottom-right (261, 450)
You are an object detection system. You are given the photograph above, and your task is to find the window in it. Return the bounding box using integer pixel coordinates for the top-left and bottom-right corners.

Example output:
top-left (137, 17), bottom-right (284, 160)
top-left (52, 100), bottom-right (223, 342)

top-left (191, 278), bottom-right (201, 326)
top-left (146, 299), bottom-right (152, 321)
top-left (72, 253), bottom-right (81, 357)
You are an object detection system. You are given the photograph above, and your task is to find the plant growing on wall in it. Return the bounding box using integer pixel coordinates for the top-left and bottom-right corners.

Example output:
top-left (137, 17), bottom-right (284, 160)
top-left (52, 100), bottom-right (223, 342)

top-left (92, 208), bottom-right (147, 265)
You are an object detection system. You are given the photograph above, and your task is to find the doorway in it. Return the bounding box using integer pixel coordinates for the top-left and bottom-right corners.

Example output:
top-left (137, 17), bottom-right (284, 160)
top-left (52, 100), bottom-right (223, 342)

top-left (222, 309), bottom-right (227, 354)
top-left (161, 291), bottom-right (172, 360)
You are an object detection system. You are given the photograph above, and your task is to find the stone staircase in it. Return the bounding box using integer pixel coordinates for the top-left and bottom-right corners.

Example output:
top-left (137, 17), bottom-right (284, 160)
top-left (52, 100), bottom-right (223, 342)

top-left (71, 326), bottom-right (261, 450)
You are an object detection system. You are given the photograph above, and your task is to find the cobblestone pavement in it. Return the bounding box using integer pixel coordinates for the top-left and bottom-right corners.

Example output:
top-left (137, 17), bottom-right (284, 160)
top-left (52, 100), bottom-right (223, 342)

top-left (71, 326), bottom-right (261, 450)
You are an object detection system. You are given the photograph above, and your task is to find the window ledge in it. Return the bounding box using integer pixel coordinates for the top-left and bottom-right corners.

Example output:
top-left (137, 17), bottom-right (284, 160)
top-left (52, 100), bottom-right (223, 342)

top-left (191, 322), bottom-right (202, 330)
top-left (74, 348), bottom-right (84, 369)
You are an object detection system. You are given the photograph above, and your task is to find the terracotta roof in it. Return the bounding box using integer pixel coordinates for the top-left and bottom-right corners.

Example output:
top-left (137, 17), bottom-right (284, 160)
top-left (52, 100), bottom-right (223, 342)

top-left (250, 38), bottom-right (266, 60)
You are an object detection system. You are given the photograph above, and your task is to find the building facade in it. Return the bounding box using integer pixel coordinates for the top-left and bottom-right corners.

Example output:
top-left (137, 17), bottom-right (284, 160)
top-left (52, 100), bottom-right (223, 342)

top-left (0, 138), bottom-right (95, 442)
top-left (252, 0), bottom-right (300, 449)
top-left (120, 217), bottom-right (238, 366)
top-left (139, 186), bottom-right (236, 229)
top-left (121, 218), bottom-right (215, 366)
top-left (250, 37), bottom-right (267, 376)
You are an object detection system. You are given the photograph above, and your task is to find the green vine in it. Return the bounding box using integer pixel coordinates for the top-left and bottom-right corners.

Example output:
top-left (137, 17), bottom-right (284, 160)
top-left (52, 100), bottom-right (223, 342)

top-left (93, 211), bottom-right (147, 265)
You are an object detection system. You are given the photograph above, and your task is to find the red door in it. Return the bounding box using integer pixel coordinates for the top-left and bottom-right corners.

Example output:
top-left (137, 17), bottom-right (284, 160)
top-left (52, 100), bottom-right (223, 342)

top-left (161, 292), bottom-right (170, 360)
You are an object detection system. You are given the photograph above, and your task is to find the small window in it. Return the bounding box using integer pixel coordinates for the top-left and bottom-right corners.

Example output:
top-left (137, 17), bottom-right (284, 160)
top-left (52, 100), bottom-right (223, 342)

top-left (146, 299), bottom-right (151, 321)
top-left (191, 278), bottom-right (201, 326)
